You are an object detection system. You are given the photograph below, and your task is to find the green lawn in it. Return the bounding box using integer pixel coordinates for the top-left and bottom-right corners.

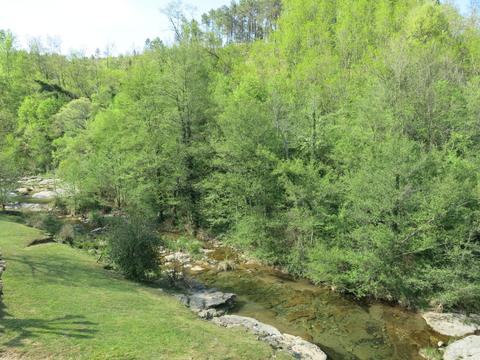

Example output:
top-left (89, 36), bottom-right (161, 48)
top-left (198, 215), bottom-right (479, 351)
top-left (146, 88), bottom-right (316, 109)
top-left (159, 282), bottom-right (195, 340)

top-left (0, 216), bottom-right (289, 359)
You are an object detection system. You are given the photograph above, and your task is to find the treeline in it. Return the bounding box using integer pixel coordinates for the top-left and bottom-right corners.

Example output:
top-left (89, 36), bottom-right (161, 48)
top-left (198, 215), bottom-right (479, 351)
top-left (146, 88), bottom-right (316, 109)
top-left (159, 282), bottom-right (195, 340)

top-left (202, 0), bottom-right (281, 43)
top-left (1, 0), bottom-right (480, 311)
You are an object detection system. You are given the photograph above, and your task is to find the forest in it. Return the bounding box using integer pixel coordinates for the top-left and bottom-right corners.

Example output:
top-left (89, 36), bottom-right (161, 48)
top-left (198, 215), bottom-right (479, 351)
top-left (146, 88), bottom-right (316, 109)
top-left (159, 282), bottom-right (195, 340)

top-left (1, 0), bottom-right (480, 314)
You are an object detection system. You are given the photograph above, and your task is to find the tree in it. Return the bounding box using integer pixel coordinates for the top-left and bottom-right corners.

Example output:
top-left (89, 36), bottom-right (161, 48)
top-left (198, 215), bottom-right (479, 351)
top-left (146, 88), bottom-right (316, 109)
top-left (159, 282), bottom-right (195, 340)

top-left (0, 146), bottom-right (19, 211)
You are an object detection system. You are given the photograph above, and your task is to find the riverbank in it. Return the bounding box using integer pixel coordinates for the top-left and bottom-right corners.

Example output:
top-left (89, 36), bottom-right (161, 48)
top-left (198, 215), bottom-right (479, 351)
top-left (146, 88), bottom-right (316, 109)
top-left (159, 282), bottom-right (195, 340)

top-left (0, 215), bottom-right (292, 359)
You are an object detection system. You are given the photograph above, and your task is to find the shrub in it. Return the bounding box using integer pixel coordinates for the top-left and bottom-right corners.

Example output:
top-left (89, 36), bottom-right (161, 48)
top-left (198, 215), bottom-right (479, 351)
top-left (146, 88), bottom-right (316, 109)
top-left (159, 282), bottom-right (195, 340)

top-left (25, 213), bottom-right (62, 235)
top-left (106, 215), bottom-right (162, 281)
top-left (165, 235), bottom-right (202, 257)
top-left (87, 210), bottom-right (106, 228)
top-left (56, 224), bottom-right (75, 244)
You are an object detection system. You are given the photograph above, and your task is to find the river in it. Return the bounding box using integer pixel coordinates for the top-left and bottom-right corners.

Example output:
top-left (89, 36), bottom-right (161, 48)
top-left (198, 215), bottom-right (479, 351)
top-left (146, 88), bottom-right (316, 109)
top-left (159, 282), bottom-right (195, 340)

top-left (190, 245), bottom-right (447, 360)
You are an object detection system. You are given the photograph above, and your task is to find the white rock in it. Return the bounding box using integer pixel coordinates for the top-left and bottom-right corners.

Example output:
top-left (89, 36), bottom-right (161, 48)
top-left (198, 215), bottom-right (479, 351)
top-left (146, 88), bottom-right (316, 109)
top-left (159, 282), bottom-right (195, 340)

top-left (443, 335), bottom-right (480, 360)
top-left (422, 312), bottom-right (480, 337)
top-left (15, 187), bottom-right (31, 195)
top-left (190, 265), bottom-right (205, 272)
top-left (213, 315), bottom-right (327, 360)
top-left (32, 191), bottom-right (57, 200)
top-left (39, 179), bottom-right (55, 186)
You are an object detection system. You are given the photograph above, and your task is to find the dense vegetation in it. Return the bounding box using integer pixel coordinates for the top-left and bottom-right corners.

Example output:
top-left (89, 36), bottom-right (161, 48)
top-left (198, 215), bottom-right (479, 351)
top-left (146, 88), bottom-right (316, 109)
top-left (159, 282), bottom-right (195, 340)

top-left (1, 0), bottom-right (480, 311)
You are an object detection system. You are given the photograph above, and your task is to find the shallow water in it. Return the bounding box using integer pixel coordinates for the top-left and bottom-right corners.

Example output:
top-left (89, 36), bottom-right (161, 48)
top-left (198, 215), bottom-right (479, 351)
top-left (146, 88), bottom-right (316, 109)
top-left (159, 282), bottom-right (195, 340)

top-left (193, 247), bottom-right (447, 360)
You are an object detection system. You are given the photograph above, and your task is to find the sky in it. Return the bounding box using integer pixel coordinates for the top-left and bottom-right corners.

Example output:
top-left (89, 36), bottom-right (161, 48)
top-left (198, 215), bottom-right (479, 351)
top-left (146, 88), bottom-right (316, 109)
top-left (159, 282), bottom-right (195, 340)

top-left (0, 0), bottom-right (474, 56)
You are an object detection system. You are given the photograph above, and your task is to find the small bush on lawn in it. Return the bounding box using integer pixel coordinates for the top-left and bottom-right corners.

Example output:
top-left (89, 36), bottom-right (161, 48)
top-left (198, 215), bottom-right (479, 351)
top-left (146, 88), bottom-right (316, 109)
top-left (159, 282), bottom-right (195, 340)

top-left (25, 213), bottom-right (62, 235)
top-left (106, 215), bottom-right (162, 281)
top-left (56, 223), bottom-right (75, 244)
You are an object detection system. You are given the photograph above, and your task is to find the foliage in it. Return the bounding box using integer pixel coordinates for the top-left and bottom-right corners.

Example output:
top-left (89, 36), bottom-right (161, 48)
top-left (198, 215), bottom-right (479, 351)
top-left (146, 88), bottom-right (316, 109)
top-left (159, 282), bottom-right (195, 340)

top-left (106, 215), bottom-right (162, 281)
top-left (1, 0), bottom-right (480, 310)
top-left (25, 212), bottom-right (63, 235)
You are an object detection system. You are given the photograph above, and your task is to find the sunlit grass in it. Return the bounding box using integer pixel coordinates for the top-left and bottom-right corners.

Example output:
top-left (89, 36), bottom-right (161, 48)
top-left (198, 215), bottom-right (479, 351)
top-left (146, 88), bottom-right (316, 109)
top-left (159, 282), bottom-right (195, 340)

top-left (0, 215), bottom-right (289, 359)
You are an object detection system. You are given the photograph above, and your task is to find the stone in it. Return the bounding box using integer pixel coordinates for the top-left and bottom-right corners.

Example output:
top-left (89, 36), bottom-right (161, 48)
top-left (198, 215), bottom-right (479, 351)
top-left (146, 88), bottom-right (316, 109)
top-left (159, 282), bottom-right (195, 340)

top-left (187, 290), bottom-right (236, 311)
top-left (164, 252), bottom-right (191, 264)
top-left (282, 334), bottom-right (328, 360)
top-left (19, 203), bottom-right (50, 212)
top-left (190, 265), bottom-right (205, 272)
top-left (213, 315), bottom-right (327, 360)
top-left (32, 190), bottom-right (57, 200)
top-left (422, 312), bottom-right (480, 337)
top-left (39, 179), bottom-right (55, 187)
top-left (443, 335), bottom-right (480, 360)
top-left (213, 315), bottom-right (282, 338)
top-left (15, 187), bottom-right (31, 195)
top-left (197, 308), bottom-right (226, 320)
top-left (90, 227), bottom-right (106, 235)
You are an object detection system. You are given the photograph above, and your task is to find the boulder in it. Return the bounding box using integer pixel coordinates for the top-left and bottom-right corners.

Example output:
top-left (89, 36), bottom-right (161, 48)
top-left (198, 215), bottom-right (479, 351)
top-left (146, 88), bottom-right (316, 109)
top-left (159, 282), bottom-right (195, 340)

top-left (186, 289), bottom-right (236, 311)
top-left (15, 187), bottom-right (31, 195)
top-left (443, 335), bottom-right (480, 360)
top-left (213, 315), bottom-right (282, 338)
top-left (32, 190), bottom-right (57, 200)
top-left (164, 252), bottom-right (191, 264)
top-left (39, 179), bottom-right (55, 187)
top-left (190, 265), bottom-right (205, 272)
top-left (213, 315), bottom-right (327, 360)
top-left (422, 312), bottom-right (480, 337)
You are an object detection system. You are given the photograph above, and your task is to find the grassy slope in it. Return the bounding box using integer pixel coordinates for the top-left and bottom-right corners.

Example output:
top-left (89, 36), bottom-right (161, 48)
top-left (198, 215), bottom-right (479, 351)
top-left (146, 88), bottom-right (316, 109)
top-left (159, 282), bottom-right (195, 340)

top-left (0, 216), bottom-right (289, 359)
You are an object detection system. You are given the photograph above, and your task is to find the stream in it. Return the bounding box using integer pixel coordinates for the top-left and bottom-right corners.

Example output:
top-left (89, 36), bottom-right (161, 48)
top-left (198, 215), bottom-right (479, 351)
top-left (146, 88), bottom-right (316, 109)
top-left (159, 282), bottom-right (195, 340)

top-left (189, 246), bottom-right (447, 360)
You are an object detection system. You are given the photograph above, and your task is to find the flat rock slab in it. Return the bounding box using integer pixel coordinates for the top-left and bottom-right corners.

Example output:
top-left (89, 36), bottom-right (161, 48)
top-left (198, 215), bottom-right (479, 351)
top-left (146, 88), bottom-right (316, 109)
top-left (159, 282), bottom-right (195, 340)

top-left (443, 335), bottom-right (480, 360)
top-left (32, 190), bottom-right (57, 200)
top-left (185, 290), bottom-right (236, 311)
top-left (213, 315), bottom-right (282, 338)
top-left (422, 312), bottom-right (480, 337)
top-left (213, 315), bottom-right (327, 360)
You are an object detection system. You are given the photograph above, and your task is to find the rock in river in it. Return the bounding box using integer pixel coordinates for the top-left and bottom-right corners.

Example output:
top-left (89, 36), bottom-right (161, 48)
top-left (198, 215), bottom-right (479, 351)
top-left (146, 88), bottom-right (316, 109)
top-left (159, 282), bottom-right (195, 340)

top-left (32, 190), bottom-right (57, 200)
top-left (184, 289), bottom-right (236, 311)
top-left (213, 315), bottom-right (327, 360)
top-left (422, 312), bottom-right (480, 337)
top-left (443, 335), bottom-right (480, 360)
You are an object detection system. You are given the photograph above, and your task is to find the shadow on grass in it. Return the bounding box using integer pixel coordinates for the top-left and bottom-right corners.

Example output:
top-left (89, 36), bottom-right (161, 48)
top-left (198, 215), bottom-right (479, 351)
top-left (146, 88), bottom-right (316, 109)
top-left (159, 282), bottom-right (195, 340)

top-left (4, 253), bottom-right (137, 293)
top-left (0, 302), bottom-right (98, 348)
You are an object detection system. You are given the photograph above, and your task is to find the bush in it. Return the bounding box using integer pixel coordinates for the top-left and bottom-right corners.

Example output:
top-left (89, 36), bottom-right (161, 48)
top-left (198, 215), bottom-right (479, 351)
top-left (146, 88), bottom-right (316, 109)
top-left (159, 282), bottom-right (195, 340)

top-left (25, 213), bottom-right (62, 235)
top-left (165, 235), bottom-right (202, 257)
top-left (87, 210), bottom-right (106, 228)
top-left (106, 215), bottom-right (162, 281)
top-left (56, 224), bottom-right (75, 244)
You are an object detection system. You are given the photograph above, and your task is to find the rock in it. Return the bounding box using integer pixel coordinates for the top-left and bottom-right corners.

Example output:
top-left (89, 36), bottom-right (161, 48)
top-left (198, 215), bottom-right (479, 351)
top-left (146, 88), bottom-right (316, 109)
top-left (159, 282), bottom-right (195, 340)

top-left (282, 334), bottom-right (328, 360)
top-left (32, 190), bottom-right (57, 200)
top-left (186, 290), bottom-right (236, 311)
top-left (90, 227), bottom-right (106, 235)
top-left (15, 187), bottom-right (31, 195)
top-left (438, 341), bottom-right (444, 348)
top-left (213, 315), bottom-right (327, 360)
top-left (443, 335), bottom-right (480, 360)
top-left (422, 312), bottom-right (480, 337)
top-left (39, 179), bottom-right (55, 187)
top-left (164, 252), bottom-right (191, 264)
top-left (190, 265), bottom-right (205, 272)
top-left (18, 203), bottom-right (50, 212)
top-left (213, 315), bottom-right (282, 338)
top-left (197, 308), bottom-right (226, 320)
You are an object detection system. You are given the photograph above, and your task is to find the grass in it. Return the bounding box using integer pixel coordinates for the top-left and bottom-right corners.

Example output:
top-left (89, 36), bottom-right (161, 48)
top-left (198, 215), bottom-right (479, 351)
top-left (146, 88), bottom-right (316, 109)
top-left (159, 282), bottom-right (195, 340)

top-left (0, 215), bottom-right (290, 359)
